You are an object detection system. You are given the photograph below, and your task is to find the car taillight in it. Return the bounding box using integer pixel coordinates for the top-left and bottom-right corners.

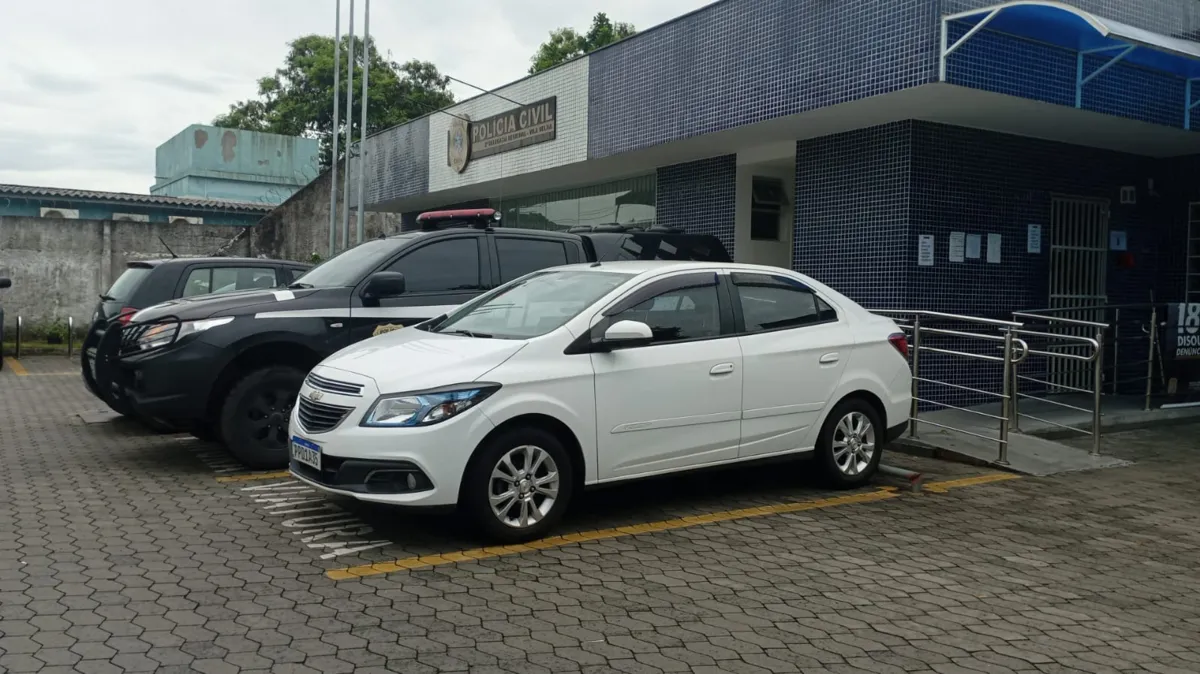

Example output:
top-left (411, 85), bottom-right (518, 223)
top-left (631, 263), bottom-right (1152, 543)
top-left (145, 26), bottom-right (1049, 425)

top-left (116, 308), bottom-right (137, 325)
top-left (888, 333), bottom-right (909, 358)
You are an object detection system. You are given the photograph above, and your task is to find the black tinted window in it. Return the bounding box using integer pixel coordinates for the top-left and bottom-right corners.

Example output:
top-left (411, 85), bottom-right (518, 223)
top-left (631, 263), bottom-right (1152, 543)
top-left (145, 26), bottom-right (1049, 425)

top-left (386, 238), bottom-right (481, 293)
top-left (496, 238), bottom-right (569, 283)
top-left (733, 274), bottom-right (837, 332)
top-left (105, 267), bottom-right (152, 301)
top-left (590, 233), bottom-right (731, 262)
top-left (611, 284), bottom-right (721, 344)
top-left (289, 268), bottom-right (307, 283)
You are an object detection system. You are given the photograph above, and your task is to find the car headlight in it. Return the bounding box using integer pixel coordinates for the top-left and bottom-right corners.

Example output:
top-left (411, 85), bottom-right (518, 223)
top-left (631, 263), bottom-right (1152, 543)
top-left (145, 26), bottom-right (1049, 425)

top-left (361, 384), bottom-right (500, 427)
top-left (135, 316), bottom-right (234, 351)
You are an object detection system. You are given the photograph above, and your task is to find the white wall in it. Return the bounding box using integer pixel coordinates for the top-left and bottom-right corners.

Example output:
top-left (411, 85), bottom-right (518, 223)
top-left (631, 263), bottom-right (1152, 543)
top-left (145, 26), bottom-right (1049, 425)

top-left (734, 151), bottom-right (796, 269)
top-left (428, 58), bottom-right (590, 193)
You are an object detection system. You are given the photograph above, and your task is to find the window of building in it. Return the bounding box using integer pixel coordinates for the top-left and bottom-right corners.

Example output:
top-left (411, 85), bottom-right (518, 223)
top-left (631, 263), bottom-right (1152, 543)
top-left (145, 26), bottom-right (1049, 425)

top-left (750, 177), bottom-right (786, 241)
top-left (493, 175), bottom-right (657, 231)
top-left (496, 237), bottom-right (569, 283)
top-left (733, 274), bottom-right (837, 332)
top-left (184, 267), bottom-right (277, 297)
top-left (610, 284), bottom-right (722, 344)
top-left (385, 238), bottom-right (482, 293)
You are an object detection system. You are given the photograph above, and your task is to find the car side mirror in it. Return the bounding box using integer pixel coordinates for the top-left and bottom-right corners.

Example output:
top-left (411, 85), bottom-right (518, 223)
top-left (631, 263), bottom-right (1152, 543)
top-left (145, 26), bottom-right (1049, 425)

top-left (0, 278), bottom-right (10, 290)
top-left (602, 320), bottom-right (653, 345)
top-left (362, 272), bottom-right (406, 301)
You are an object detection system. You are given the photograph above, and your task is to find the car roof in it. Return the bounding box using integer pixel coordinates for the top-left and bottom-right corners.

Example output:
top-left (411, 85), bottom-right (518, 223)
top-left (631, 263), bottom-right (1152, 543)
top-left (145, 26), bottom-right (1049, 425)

top-left (553, 260), bottom-right (794, 275)
top-left (129, 257), bottom-right (310, 268)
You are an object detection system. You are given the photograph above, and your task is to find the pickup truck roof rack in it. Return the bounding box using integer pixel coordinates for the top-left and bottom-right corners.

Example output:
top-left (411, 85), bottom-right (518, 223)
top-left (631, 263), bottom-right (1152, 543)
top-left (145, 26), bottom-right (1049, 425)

top-left (566, 224), bottom-right (685, 234)
top-left (417, 208), bottom-right (501, 231)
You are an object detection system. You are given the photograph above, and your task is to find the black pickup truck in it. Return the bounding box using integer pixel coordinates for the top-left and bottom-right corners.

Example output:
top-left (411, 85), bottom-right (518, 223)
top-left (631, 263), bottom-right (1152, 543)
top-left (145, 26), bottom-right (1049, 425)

top-left (93, 209), bottom-right (732, 468)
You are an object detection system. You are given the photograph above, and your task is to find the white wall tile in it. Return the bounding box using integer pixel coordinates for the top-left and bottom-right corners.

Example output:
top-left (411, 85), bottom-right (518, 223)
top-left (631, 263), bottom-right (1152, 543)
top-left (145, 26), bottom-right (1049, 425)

top-left (428, 57), bottom-right (589, 193)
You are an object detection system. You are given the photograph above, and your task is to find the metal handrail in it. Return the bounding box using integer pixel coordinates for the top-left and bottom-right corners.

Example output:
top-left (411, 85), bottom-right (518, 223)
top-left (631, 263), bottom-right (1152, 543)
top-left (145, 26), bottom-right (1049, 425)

top-left (873, 309), bottom-right (1027, 465)
top-left (1009, 312), bottom-right (1105, 455)
top-left (15, 315), bottom-right (21, 360)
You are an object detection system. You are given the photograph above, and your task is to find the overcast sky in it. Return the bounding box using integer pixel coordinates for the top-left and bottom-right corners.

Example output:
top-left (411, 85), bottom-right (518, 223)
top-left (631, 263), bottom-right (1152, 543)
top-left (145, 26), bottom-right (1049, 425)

top-left (0, 0), bottom-right (711, 195)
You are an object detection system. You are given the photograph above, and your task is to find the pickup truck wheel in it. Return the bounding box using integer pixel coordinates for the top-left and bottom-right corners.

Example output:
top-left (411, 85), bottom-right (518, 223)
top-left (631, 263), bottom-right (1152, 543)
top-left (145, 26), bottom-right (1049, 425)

top-left (220, 365), bottom-right (303, 469)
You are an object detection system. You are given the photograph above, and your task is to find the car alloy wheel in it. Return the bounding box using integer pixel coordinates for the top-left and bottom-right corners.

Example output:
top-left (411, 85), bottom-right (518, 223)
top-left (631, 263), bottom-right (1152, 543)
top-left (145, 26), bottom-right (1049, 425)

top-left (831, 411), bottom-right (876, 477)
top-left (488, 444), bottom-right (560, 529)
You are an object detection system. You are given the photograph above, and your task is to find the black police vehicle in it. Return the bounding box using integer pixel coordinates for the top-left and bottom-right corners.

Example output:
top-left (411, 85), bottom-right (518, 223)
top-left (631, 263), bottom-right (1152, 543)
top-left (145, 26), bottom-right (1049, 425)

top-left (82, 256), bottom-right (311, 423)
top-left (94, 209), bottom-right (732, 468)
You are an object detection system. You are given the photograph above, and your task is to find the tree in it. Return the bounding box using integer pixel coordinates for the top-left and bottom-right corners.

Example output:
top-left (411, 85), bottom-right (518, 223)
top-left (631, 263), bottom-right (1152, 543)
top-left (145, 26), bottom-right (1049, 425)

top-left (529, 12), bottom-right (635, 74)
top-left (214, 35), bottom-right (455, 167)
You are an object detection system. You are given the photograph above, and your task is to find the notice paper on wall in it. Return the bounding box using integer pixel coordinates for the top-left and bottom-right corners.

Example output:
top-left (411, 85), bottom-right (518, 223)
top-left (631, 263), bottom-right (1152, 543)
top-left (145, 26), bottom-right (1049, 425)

top-left (1027, 224), bottom-right (1042, 254)
top-left (966, 234), bottom-right (982, 259)
top-left (948, 232), bottom-right (966, 262)
top-left (987, 233), bottom-right (1002, 264)
top-left (918, 235), bottom-right (935, 266)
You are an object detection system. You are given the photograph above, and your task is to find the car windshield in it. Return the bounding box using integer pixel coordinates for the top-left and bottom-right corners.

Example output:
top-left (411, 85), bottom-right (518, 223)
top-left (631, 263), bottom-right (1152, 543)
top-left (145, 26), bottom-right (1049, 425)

top-left (432, 270), bottom-right (633, 339)
top-left (290, 237), bottom-right (411, 288)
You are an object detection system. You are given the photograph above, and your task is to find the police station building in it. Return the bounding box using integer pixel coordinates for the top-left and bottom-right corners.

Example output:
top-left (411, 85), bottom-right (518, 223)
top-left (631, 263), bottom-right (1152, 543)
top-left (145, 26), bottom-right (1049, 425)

top-left (361, 0), bottom-right (1200, 327)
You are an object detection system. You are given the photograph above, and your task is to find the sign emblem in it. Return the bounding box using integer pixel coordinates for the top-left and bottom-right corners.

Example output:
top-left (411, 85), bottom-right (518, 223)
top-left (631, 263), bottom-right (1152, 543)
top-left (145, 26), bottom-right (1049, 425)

top-left (447, 115), bottom-right (471, 174)
top-left (308, 390), bottom-right (323, 402)
top-left (373, 323), bottom-right (405, 337)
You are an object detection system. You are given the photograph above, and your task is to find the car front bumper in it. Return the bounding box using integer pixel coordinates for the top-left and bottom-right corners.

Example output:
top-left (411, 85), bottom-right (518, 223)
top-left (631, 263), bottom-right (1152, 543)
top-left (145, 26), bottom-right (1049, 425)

top-left (107, 338), bottom-right (223, 424)
top-left (287, 373), bottom-right (498, 508)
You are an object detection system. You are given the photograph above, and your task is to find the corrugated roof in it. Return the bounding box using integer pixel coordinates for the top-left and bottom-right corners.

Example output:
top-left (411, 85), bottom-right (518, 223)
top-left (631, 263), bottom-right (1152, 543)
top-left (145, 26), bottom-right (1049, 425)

top-left (0, 183), bottom-right (275, 212)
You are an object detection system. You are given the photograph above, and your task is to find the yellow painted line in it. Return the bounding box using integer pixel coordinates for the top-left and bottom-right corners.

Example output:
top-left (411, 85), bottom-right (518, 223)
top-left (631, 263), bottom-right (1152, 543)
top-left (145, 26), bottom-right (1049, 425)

top-left (215, 471), bottom-right (292, 483)
top-left (327, 488), bottom-right (901, 580)
top-left (923, 472), bottom-right (1021, 493)
top-left (27, 372), bottom-right (77, 377)
top-left (3, 357), bottom-right (28, 376)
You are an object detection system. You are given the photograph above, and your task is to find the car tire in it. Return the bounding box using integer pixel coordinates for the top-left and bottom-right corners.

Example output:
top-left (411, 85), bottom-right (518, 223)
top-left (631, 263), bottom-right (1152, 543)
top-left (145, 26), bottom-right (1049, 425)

top-left (219, 365), bottom-right (304, 469)
top-left (815, 398), bottom-right (884, 489)
top-left (462, 426), bottom-right (575, 544)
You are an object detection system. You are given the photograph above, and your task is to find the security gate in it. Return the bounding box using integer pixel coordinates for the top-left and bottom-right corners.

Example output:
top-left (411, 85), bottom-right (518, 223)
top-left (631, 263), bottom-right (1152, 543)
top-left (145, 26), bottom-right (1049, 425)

top-left (1049, 195), bottom-right (1110, 390)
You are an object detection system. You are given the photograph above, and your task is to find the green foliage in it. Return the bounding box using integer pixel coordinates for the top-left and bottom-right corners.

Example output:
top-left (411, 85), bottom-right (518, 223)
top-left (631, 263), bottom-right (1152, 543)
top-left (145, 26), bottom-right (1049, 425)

top-left (309, 252), bottom-right (323, 264)
top-left (214, 35), bottom-right (455, 167)
top-left (529, 12), bottom-right (636, 74)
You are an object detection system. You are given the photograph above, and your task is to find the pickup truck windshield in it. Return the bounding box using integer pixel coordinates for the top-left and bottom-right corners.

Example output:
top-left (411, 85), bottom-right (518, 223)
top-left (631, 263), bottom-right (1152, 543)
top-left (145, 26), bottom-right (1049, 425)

top-left (433, 270), bottom-right (632, 339)
top-left (292, 237), bottom-right (411, 288)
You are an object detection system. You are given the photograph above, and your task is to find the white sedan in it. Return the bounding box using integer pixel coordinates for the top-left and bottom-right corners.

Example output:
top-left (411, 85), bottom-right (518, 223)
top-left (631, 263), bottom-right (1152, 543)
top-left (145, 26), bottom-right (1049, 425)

top-left (288, 261), bottom-right (912, 542)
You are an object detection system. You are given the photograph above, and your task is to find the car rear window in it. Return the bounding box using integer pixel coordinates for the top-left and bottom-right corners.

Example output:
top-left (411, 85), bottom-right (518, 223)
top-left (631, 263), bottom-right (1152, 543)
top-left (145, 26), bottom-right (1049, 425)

top-left (104, 267), bottom-right (152, 301)
top-left (589, 233), bottom-right (732, 263)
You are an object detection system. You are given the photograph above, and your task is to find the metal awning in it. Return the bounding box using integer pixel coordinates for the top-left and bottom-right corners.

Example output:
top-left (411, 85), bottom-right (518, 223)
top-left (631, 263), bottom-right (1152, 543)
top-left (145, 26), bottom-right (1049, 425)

top-left (939, 1), bottom-right (1200, 128)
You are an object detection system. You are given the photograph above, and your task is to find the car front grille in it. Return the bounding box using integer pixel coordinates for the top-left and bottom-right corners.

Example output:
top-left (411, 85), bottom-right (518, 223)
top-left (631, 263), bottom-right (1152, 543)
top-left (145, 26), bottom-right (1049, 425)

top-left (118, 323), bottom-right (151, 356)
top-left (305, 372), bottom-right (364, 397)
top-left (296, 396), bottom-right (354, 434)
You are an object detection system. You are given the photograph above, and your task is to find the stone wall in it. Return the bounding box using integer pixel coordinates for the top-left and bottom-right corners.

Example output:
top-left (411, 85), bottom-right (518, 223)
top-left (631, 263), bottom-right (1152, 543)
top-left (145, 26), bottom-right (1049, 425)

top-left (252, 168), bottom-right (402, 262)
top-left (0, 216), bottom-right (251, 327)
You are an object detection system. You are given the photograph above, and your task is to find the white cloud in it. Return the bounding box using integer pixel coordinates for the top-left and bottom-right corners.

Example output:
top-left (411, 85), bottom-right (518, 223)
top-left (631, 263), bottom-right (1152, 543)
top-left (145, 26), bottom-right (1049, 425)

top-left (0, 0), bottom-right (712, 194)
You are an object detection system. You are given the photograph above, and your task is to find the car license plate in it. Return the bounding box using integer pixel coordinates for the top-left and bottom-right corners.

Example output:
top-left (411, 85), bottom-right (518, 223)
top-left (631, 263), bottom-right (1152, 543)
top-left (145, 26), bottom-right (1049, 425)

top-left (291, 436), bottom-right (322, 471)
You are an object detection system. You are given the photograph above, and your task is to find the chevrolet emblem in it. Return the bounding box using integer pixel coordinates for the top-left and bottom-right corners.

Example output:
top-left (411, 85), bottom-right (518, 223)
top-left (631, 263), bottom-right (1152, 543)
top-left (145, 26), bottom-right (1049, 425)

top-left (308, 390), bottom-right (323, 402)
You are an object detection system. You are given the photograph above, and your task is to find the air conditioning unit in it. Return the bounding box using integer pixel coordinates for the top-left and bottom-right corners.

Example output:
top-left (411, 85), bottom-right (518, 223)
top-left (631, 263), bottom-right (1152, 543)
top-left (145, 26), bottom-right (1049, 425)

top-left (40, 207), bottom-right (80, 219)
top-left (169, 215), bottom-right (204, 224)
top-left (112, 213), bottom-right (149, 222)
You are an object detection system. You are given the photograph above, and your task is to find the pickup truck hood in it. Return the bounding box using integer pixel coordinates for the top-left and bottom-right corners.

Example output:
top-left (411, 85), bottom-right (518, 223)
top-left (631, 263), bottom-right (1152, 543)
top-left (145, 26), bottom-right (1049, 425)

top-left (318, 328), bottom-right (526, 393)
top-left (130, 288), bottom-right (323, 323)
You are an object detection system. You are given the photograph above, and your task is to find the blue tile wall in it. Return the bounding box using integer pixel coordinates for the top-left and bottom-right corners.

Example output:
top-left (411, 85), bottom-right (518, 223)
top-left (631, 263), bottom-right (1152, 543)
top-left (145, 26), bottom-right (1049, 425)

top-left (794, 122), bottom-right (914, 310)
top-left (655, 155), bottom-right (737, 256)
top-left (364, 116), bottom-right (430, 205)
top-left (587, 0), bottom-right (936, 159)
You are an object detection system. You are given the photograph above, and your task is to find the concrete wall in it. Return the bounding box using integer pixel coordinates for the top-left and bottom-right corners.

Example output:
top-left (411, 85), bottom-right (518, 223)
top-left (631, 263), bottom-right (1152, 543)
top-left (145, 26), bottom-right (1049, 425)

top-left (252, 168), bottom-right (402, 263)
top-left (0, 216), bottom-right (250, 327)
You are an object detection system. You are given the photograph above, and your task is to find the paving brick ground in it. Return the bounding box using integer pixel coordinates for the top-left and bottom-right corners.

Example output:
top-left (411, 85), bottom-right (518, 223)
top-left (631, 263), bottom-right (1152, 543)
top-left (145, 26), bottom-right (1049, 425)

top-left (2, 356), bottom-right (1198, 673)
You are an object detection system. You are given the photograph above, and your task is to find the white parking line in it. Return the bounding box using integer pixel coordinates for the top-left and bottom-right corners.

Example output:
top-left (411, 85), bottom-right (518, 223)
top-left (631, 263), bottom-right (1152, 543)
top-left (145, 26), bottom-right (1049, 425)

top-left (238, 480), bottom-right (389, 559)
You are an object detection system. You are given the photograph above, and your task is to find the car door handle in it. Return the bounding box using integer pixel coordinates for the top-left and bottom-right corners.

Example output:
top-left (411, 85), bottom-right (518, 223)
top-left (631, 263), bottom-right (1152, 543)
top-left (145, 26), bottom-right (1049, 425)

top-left (819, 353), bottom-right (840, 365)
top-left (710, 363), bottom-right (735, 375)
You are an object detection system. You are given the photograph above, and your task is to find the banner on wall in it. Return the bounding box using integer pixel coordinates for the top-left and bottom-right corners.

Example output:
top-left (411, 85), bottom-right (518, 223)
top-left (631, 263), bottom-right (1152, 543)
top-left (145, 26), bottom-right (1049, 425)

top-left (1168, 303), bottom-right (1200, 361)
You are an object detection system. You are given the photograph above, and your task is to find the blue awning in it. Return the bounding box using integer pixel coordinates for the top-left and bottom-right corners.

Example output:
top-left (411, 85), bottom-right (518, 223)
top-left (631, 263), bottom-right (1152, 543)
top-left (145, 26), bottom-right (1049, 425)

top-left (942, 1), bottom-right (1200, 77)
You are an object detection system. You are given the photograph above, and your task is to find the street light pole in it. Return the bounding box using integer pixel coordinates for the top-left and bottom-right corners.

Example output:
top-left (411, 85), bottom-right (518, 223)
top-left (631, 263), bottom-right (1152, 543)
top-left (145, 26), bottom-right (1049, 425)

top-left (354, 0), bottom-right (370, 245)
top-left (339, 0), bottom-right (356, 251)
top-left (327, 0), bottom-right (341, 258)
